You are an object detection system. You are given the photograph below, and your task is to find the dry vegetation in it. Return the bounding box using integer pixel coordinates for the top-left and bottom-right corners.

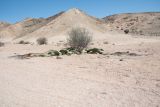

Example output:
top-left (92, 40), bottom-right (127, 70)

top-left (0, 41), bottom-right (4, 47)
top-left (67, 27), bottom-right (92, 53)
top-left (37, 37), bottom-right (47, 45)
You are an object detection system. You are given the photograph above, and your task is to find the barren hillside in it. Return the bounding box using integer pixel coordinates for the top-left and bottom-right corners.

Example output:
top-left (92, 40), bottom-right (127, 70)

top-left (17, 8), bottom-right (107, 43)
top-left (103, 12), bottom-right (160, 36)
top-left (0, 9), bottom-right (107, 43)
top-left (0, 22), bottom-right (10, 31)
top-left (0, 12), bottom-right (64, 41)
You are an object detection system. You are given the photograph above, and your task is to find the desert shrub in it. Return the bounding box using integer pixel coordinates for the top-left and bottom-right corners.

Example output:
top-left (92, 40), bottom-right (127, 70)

top-left (66, 47), bottom-right (76, 52)
top-left (67, 27), bottom-right (92, 53)
top-left (66, 47), bottom-right (79, 54)
top-left (19, 40), bottom-right (25, 44)
top-left (37, 37), bottom-right (47, 45)
top-left (18, 40), bottom-right (30, 44)
top-left (47, 50), bottom-right (60, 56)
top-left (0, 42), bottom-right (4, 47)
top-left (60, 49), bottom-right (68, 55)
top-left (124, 29), bottom-right (129, 34)
top-left (65, 47), bottom-right (81, 55)
top-left (86, 48), bottom-right (104, 54)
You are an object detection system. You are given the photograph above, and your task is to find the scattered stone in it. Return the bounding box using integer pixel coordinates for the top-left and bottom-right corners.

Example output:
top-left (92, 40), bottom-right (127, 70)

top-left (39, 54), bottom-right (46, 57)
top-left (18, 40), bottom-right (30, 44)
top-left (56, 56), bottom-right (63, 59)
top-left (119, 59), bottom-right (123, 61)
top-left (101, 92), bottom-right (107, 95)
top-left (103, 41), bottom-right (109, 44)
top-left (111, 51), bottom-right (140, 56)
top-left (124, 29), bottom-right (129, 34)
top-left (129, 53), bottom-right (138, 56)
top-left (59, 40), bottom-right (64, 43)
top-left (90, 43), bottom-right (94, 45)
top-left (0, 42), bottom-right (5, 47)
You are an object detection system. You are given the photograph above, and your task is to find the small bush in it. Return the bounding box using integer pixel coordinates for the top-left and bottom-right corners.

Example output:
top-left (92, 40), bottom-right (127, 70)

top-left (60, 49), bottom-right (68, 55)
top-left (0, 42), bottom-right (4, 47)
top-left (86, 48), bottom-right (104, 54)
top-left (67, 27), bottom-right (92, 53)
top-left (37, 37), bottom-right (47, 45)
top-left (19, 40), bottom-right (25, 44)
top-left (18, 40), bottom-right (30, 44)
top-left (47, 50), bottom-right (60, 56)
top-left (66, 47), bottom-right (76, 52)
top-left (124, 29), bottom-right (129, 34)
top-left (64, 47), bottom-right (81, 55)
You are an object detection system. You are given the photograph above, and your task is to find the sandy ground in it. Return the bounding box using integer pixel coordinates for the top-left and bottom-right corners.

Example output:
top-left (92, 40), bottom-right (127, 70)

top-left (0, 33), bottom-right (160, 107)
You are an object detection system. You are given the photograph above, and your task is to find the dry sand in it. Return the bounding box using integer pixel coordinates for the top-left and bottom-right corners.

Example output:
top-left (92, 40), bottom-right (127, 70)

top-left (0, 32), bottom-right (160, 107)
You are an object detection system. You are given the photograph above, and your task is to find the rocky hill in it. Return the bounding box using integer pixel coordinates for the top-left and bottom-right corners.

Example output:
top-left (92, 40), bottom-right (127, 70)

top-left (18, 8), bottom-right (107, 42)
top-left (103, 12), bottom-right (160, 36)
top-left (0, 8), bottom-right (107, 42)
top-left (0, 11), bottom-right (64, 40)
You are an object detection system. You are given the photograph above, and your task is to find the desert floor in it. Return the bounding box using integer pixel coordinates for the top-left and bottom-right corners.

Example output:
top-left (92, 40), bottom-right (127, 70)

top-left (0, 33), bottom-right (160, 107)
